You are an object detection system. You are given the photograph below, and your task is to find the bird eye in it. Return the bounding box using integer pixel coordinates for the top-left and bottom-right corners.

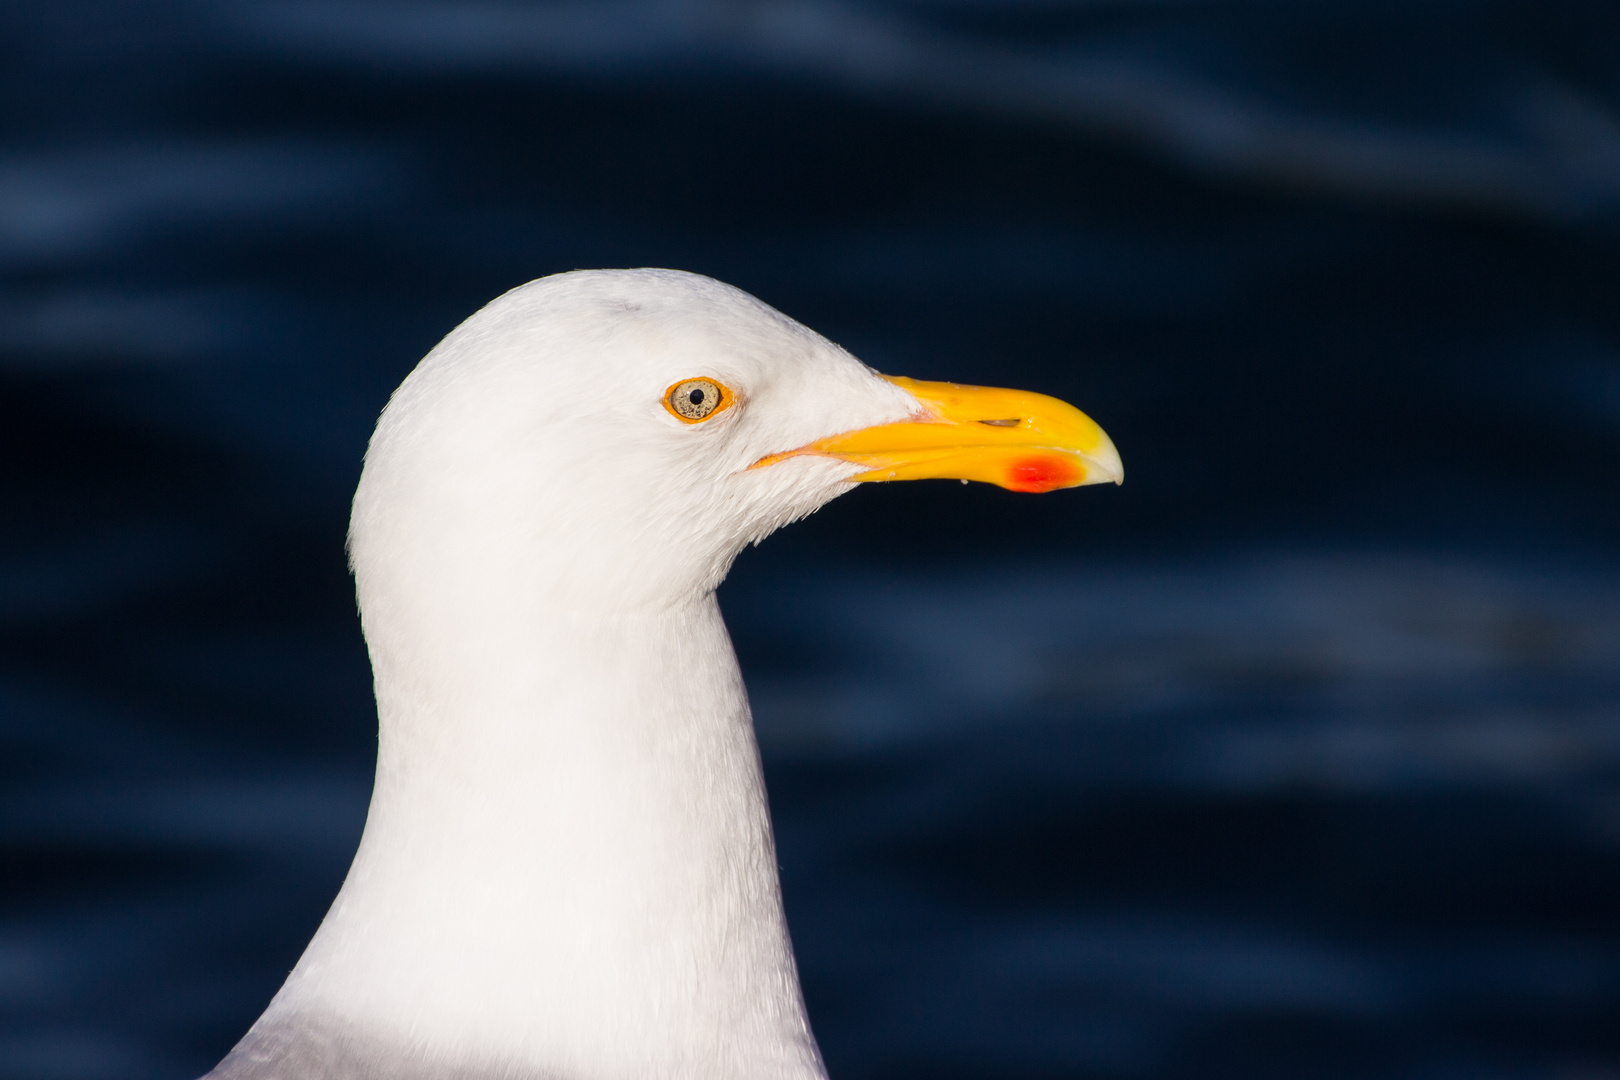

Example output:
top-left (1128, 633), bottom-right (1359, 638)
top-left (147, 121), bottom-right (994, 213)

top-left (664, 378), bottom-right (731, 423)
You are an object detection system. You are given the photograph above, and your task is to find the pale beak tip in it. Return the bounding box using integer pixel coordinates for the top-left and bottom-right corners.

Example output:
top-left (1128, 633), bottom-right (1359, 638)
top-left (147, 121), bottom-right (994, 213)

top-left (1086, 433), bottom-right (1124, 488)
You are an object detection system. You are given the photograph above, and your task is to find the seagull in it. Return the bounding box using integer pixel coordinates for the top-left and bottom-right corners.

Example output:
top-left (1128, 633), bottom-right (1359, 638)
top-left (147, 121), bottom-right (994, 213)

top-left (204, 269), bottom-right (1121, 1080)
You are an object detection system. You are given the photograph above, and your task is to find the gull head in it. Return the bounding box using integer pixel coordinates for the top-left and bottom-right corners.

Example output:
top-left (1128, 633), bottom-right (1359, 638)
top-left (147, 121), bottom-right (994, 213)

top-left (348, 268), bottom-right (1122, 620)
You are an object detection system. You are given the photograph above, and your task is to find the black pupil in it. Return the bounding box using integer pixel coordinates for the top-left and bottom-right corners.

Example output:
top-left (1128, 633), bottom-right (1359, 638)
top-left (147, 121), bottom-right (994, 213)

top-left (688, 389), bottom-right (705, 405)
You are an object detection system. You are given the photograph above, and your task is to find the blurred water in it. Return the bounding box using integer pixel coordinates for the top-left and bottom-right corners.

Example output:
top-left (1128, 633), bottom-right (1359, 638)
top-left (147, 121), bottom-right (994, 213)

top-left (3, 1), bottom-right (1619, 1077)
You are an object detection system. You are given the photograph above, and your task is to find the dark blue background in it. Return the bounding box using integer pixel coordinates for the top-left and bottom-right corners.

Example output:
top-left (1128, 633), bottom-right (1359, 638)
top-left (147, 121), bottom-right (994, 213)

top-left (3, 2), bottom-right (1619, 1077)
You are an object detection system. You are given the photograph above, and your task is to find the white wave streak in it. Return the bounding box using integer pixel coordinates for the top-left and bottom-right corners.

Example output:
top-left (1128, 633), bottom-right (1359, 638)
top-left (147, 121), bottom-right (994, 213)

top-left (0, 140), bottom-right (397, 261)
top-left (236, 0), bottom-right (1620, 216)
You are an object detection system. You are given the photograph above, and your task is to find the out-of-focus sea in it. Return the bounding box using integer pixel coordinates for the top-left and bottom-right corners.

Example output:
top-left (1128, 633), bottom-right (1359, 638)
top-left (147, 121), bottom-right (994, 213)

top-left (3, 2), bottom-right (1619, 1077)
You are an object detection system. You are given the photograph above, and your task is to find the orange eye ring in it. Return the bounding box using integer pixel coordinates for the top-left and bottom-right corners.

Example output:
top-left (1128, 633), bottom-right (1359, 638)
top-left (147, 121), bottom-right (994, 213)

top-left (663, 377), bottom-right (735, 423)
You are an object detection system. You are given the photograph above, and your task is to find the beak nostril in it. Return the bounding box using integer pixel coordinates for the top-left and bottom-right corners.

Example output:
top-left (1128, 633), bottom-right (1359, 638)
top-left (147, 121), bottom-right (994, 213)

top-left (978, 418), bottom-right (1022, 427)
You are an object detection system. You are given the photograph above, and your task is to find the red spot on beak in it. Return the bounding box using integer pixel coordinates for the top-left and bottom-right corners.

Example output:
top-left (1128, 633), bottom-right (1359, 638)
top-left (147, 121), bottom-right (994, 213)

top-left (1006, 455), bottom-right (1080, 493)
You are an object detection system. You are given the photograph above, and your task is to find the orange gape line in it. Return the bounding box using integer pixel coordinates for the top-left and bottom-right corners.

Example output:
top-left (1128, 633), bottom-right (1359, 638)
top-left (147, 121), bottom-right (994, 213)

top-left (1005, 454), bottom-right (1081, 493)
top-left (748, 448), bottom-right (810, 470)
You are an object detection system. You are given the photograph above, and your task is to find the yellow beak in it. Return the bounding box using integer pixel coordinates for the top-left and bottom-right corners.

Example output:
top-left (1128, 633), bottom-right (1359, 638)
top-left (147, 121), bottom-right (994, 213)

top-left (755, 375), bottom-right (1123, 493)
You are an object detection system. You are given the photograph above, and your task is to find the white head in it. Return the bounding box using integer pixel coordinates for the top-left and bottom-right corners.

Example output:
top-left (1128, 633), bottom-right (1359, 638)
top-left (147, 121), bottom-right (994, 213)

top-left (349, 269), bottom-right (919, 624)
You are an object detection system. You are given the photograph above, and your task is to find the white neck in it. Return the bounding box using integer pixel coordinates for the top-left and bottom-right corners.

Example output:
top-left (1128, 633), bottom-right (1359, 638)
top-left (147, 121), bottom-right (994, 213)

top-left (258, 594), bottom-right (824, 1080)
